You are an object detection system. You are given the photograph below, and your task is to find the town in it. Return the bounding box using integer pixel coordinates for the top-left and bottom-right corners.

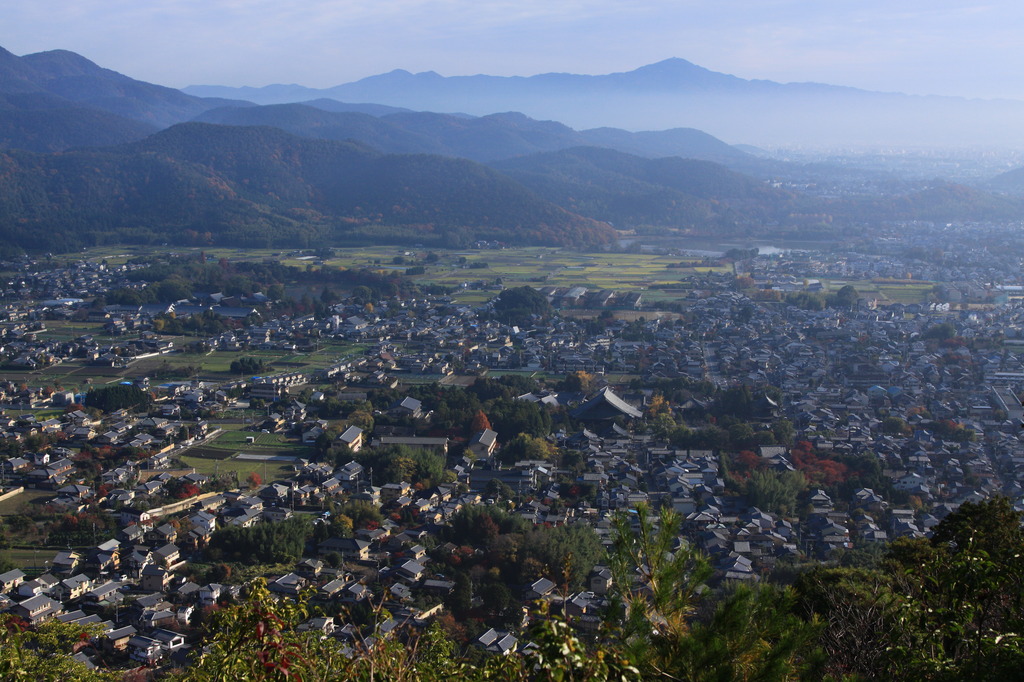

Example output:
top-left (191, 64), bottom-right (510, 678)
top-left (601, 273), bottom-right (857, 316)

top-left (0, 226), bottom-right (1023, 677)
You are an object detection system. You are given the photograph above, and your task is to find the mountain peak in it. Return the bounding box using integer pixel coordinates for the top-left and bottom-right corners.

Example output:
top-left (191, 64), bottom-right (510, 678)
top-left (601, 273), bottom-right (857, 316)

top-left (636, 57), bottom-right (701, 71)
top-left (612, 57), bottom-right (739, 89)
top-left (22, 49), bottom-right (106, 77)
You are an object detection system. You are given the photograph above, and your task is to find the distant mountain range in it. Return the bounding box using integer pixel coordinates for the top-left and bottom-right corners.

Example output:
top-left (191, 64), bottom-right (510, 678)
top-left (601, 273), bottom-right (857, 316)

top-left (192, 104), bottom-right (762, 170)
top-left (1, 44), bottom-right (1023, 254)
top-left (185, 58), bottom-right (1024, 149)
top-left (0, 45), bottom-right (769, 171)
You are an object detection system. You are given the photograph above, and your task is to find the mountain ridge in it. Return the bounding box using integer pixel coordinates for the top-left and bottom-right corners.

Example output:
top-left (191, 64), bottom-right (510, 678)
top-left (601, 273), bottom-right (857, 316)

top-left (182, 58), bottom-right (1024, 148)
top-left (0, 122), bottom-right (616, 252)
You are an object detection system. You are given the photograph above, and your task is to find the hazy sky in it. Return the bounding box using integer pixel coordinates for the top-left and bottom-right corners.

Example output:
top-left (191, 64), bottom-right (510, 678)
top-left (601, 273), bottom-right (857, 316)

top-left (5, 0), bottom-right (1024, 99)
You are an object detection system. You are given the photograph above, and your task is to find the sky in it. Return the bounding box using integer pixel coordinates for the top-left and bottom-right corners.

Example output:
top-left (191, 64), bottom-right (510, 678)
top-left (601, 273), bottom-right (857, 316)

top-left (4, 0), bottom-right (1024, 100)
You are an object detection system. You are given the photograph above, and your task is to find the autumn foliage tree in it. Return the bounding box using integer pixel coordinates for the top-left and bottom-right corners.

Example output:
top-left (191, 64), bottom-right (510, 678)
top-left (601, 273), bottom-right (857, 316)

top-left (469, 409), bottom-right (492, 434)
top-left (791, 441), bottom-right (848, 487)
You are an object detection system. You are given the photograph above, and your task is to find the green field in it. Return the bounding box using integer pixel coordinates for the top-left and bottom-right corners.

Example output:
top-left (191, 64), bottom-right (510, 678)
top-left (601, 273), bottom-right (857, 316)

top-left (820, 278), bottom-right (933, 305)
top-left (185, 427), bottom-right (310, 459)
top-left (0, 489), bottom-right (55, 515)
top-left (2, 547), bottom-right (64, 573)
top-left (176, 453), bottom-right (297, 482)
top-left (293, 246), bottom-right (733, 307)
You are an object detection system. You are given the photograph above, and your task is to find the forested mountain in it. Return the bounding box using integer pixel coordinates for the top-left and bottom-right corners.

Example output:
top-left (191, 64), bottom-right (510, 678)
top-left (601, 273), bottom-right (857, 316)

top-left (490, 147), bottom-right (811, 231)
top-left (194, 103), bottom-right (763, 169)
top-left (0, 46), bottom-right (235, 127)
top-left (0, 122), bottom-right (614, 251)
top-left (985, 165), bottom-right (1024, 194)
top-left (836, 181), bottom-right (1024, 223)
top-left (490, 147), bottom-right (1024, 238)
top-left (0, 92), bottom-right (158, 152)
top-left (0, 45), bottom-right (239, 151)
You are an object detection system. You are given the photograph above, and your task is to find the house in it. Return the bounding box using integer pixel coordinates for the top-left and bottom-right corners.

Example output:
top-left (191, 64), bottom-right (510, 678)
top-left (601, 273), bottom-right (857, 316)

top-left (338, 426), bottom-right (364, 452)
top-left (296, 558), bottom-right (324, 579)
top-left (120, 507), bottom-right (155, 527)
top-left (392, 559), bottom-right (426, 583)
top-left (199, 583), bottom-right (225, 606)
top-left (11, 594), bottom-right (62, 624)
top-left (103, 625), bottom-right (138, 653)
top-left (340, 581), bottom-right (373, 604)
top-left (526, 577), bottom-right (556, 600)
top-left (17, 573), bottom-right (58, 598)
top-left (140, 564), bottom-right (171, 593)
top-left (263, 506), bottom-right (294, 523)
top-left (477, 628), bottom-right (518, 655)
top-left (298, 616), bottom-right (336, 635)
top-left (318, 537), bottom-right (370, 562)
top-left (269, 572), bottom-right (307, 597)
top-left (87, 539), bottom-right (122, 574)
top-left (468, 429), bottom-right (499, 460)
top-left (55, 574), bottom-right (93, 602)
top-left (82, 581), bottom-right (124, 610)
top-left (318, 578), bottom-right (347, 599)
top-left (380, 481), bottom-right (412, 503)
top-left (150, 628), bottom-right (187, 653)
top-left (336, 460), bottom-right (364, 486)
top-left (589, 567), bottom-right (613, 595)
top-left (148, 523), bottom-right (178, 546)
top-left (152, 543), bottom-right (182, 569)
top-left (387, 397), bottom-right (423, 418)
top-left (0, 568), bottom-right (26, 593)
top-left (139, 608), bottom-right (177, 631)
top-left (52, 550), bottom-right (82, 575)
top-left (128, 635), bottom-right (164, 665)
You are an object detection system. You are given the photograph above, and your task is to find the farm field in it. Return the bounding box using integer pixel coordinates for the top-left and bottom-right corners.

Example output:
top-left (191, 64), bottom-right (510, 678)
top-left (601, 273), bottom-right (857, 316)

top-left (10, 338), bottom-right (367, 393)
top-left (66, 243), bottom-right (944, 314)
top-left (89, 244), bottom-right (729, 305)
top-left (394, 248), bottom-right (733, 303)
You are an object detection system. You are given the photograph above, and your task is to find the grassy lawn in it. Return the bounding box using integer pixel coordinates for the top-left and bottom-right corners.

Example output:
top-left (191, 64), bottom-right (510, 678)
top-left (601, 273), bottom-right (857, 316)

top-left (2, 547), bottom-right (64, 573)
top-left (177, 454), bottom-right (297, 482)
top-left (0, 489), bottom-right (55, 516)
top-left (820, 278), bottom-right (935, 306)
top-left (187, 428), bottom-right (311, 459)
top-left (876, 284), bottom-right (932, 304)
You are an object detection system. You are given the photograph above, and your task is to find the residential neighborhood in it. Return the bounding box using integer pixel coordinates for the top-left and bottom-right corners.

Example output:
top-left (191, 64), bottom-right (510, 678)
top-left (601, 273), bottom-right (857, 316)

top-left (1, 234), bottom-right (1024, 675)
